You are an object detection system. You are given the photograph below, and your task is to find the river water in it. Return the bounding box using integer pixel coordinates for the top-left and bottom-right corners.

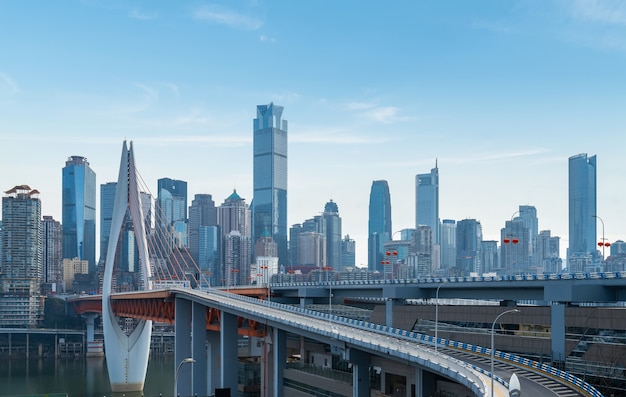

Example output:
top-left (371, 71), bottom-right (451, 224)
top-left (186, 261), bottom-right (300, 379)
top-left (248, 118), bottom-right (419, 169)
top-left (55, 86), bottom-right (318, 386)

top-left (0, 356), bottom-right (176, 397)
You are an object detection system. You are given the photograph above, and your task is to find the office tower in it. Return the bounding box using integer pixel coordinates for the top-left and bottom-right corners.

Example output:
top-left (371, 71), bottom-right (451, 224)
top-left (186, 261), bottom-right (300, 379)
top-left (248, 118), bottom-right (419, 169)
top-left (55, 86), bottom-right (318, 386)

top-left (157, 177), bottom-right (187, 249)
top-left (298, 231), bottom-right (326, 267)
top-left (537, 230), bottom-right (562, 274)
top-left (416, 161), bottom-right (439, 244)
top-left (368, 180), bottom-right (392, 273)
top-left (223, 230), bottom-right (251, 286)
top-left (62, 155), bottom-right (96, 273)
top-left (455, 219), bottom-right (482, 276)
top-left (0, 185), bottom-right (43, 327)
top-left (611, 240), bottom-right (626, 256)
top-left (218, 190), bottom-right (251, 237)
top-left (198, 226), bottom-right (220, 287)
top-left (440, 219), bottom-right (456, 273)
top-left (413, 225), bottom-right (433, 276)
top-left (501, 219), bottom-right (530, 275)
top-left (481, 240), bottom-right (498, 274)
top-left (188, 194), bottom-right (217, 263)
top-left (252, 102), bottom-right (288, 267)
top-left (341, 235), bottom-right (356, 269)
top-left (568, 153), bottom-right (597, 269)
top-left (323, 200), bottom-right (342, 270)
top-left (289, 224), bottom-right (303, 267)
top-left (100, 182), bottom-right (117, 264)
top-left (42, 215), bottom-right (63, 290)
top-left (254, 231), bottom-right (278, 260)
top-left (140, 192), bottom-right (153, 233)
top-left (518, 205), bottom-right (538, 267)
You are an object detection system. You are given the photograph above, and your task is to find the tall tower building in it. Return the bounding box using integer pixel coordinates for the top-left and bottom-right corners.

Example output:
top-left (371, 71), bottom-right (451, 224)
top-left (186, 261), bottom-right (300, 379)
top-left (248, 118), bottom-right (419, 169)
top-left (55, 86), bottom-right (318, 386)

top-left (341, 235), bottom-right (356, 269)
top-left (537, 230), bottom-right (562, 274)
top-left (0, 185), bottom-right (43, 327)
top-left (440, 219), bottom-right (456, 273)
top-left (223, 230), bottom-right (251, 287)
top-left (323, 200), bottom-right (342, 270)
top-left (100, 182), bottom-right (117, 264)
top-left (218, 190), bottom-right (251, 238)
top-left (62, 156), bottom-right (96, 273)
top-left (416, 161), bottom-right (439, 244)
top-left (518, 205), bottom-right (538, 268)
top-left (253, 103), bottom-right (288, 266)
top-left (157, 177), bottom-right (188, 248)
top-left (188, 194), bottom-right (217, 263)
top-left (368, 180), bottom-right (392, 272)
top-left (568, 153), bottom-right (597, 268)
top-left (42, 215), bottom-right (63, 290)
top-left (456, 219), bottom-right (482, 276)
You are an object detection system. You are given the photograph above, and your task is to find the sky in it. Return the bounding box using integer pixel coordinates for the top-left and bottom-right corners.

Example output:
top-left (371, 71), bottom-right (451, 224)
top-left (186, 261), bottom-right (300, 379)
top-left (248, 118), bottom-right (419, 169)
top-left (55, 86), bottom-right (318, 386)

top-left (1, 0), bottom-right (626, 267)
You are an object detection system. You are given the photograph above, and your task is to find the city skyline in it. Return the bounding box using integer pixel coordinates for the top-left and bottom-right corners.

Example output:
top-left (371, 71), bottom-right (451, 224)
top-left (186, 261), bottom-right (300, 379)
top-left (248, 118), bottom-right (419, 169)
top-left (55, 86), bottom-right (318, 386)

top-left (2, 1), bottom-right (626, 267)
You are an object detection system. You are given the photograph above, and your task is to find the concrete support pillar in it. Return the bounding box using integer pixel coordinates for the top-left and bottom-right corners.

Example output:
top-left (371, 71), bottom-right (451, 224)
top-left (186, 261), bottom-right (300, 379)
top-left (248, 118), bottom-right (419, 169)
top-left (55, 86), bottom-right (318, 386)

top-left (345, 348), bottom-right (371, 397)
top-left (26, 333), bottom-right (29, 359)
top-left (299, 297), bottom-right (313, 309)
top-left (551, 302), bottom-right (566, 363)
top-left (221, 311), bottom-right (239, 392)
top-left (83, 313), bottom-right (97, 342)
top-left (175, 298), bottom-right (192, 397)
top-left (192, 302), bottom-right (208, 396)
top-left (385, 299), bottom-right (401, 327)
top-left (206, 330), bottom-right (220, 396)
top-left (272, 327), bottom-right (286, 397)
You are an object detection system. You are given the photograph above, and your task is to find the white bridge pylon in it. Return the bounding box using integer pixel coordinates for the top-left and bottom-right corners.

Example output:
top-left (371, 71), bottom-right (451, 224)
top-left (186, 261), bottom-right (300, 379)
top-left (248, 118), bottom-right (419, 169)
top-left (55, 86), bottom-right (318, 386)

top-left (102, 141), bottom-right (153, 392)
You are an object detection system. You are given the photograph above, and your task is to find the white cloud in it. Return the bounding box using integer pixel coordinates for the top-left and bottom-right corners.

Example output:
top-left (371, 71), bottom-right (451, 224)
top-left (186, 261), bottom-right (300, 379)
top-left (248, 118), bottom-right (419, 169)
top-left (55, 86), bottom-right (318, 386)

top-left (0, 72), bottom-right (19, 93)
top-left (191, 4), bottom-right (262, 30)
top-left (569, 0), bottom-right (626, 26)
top-left (128, 8), bottom-right (158, 20)
top-left (259, 34), bottom-right (276, 43)
top-left (471, 19), bottom-right (513, 34)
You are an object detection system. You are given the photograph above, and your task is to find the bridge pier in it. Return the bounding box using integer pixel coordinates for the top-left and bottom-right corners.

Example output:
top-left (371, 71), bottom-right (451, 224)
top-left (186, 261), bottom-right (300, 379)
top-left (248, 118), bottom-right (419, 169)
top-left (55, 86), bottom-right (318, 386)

top-left (221, 312), bottom-right (239, 393)
top-left (206, 330), bottom-right (221, 394)
top-left (345, 348), bottom-right (371, 397)
top-left (551, 302), bottom-right (566, 363)
top-left (385, 299), bottom-right (402, 327)
top-left (192, 302), bottom-right (208, 396)
top-left (175, 298), bottom-right (193, 397)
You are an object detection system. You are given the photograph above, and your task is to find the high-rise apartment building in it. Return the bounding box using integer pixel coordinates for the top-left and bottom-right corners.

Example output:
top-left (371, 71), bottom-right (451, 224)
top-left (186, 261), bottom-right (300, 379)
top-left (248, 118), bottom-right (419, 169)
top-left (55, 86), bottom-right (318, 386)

top-left (100, 182), bottom-right (117, 264)
top-left (481, 240), bottom-right (498, 274)
top-left (368, 180), bottom-right (392, 272)
top-left (298, 231), bottom-right (326, 268)
top-left (188, 194), bottom-right (217, 263)
top-left (0, 185), bottom-right (43, 327)
top-left (42, 215), bottom-right (63, 290)
top-left (218, 190), bottom-right (251, 238)
top-left (252, 103), bottom-right (288, 266)
top-left (501, 219), bottom-right (530, 275)
top-left (198, 226), bottom-right (220, 287)
top-left (456, 219), bottom-right (482, 276)
top-left (62, 156), bottom-right (96, 273)
top-left (322, 200), bottom-right (342, 271)
top-left (416, 162), bottom-right (439, 244)
top-left (568, 153), bottom-right (597, 269)
top-left (341, 235), bottom-right (356, 269)
top-left (223, 230), bottom-right (251, 286)
top-left (537, 230), bottom-right (562, 274)
top-left (518, 205), bottom-right (538, 268)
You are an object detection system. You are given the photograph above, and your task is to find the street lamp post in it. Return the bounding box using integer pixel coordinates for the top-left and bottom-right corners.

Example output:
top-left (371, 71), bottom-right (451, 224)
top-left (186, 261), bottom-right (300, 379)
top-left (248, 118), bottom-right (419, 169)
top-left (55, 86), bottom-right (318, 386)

top-left (435, 283), bottom-right (444, 352)
top-left (491, 309), bottom-right (520, 397)
top-left (592, 215), bottom-right (611, 262)
top-left (174, 357), bottom-right (195, 397)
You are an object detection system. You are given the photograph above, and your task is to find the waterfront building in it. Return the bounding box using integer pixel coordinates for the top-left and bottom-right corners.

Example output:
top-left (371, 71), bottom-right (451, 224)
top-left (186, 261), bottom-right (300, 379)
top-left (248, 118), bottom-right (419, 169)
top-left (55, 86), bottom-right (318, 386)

top-left (341, 235), bottom-right (356, 269)
top-left (322, 200), bottom-right (342, 271)
top-left (63, 257), bottom-right (89, 292)
top-left (0, 185), bottom-right (43, 327)
top-left (100, 182), bottom-right (117, 264)
top-left (455, 219), bottom-right (482, 276)
top-left (368, 180), bottom-right (392, 273)
top-left (568, 153), bottom-right (597, 268)
top-left (157, 177), bottom-right (188, 249)
top-left (252, 102), bottom-right (288, 266)
top-left (440, 219), bottom-right (456, 273)
top-left (42, 215), bottom-right (63, 292)
top-left (188, 194), bottom-right (217, 264)
top-left (62, 155), bottom-right (96, 273)
top-left (415, 161), bottom-right (439, 244)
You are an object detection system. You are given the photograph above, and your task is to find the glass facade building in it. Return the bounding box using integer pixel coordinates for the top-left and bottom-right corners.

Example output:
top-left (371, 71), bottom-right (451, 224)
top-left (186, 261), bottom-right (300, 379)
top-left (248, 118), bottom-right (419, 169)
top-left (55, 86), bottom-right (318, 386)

top-left (323, 200), bottom-right (342, 271)
top-left (568, 153), bottom-right (597, 264)
top-left (415, 162), bottom-right (439, 244)
top-left (368, 180), bottom-right (392, 273)
top-left (62, 156), bottom-right (96, 273)
top-left (100, 182), bottom-right (117, 264)
top-left (253, 103), bottom-right (288, 266)
top-left (455, 219), bottom-right (482, 276)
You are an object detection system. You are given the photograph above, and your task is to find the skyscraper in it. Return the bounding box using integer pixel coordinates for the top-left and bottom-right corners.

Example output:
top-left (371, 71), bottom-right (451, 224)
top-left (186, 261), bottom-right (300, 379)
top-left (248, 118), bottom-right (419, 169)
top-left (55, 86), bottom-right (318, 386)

top-left (440, 219), bottom-right (457, 273)
top-left (62, 156), bottom-right (96, 273)
top-left (416, 161), bottom-right (439, 244)
top-left (100, 182), bottom-right (117, 264)
top-left (188, 194), bottom-right (217, 263)
top-left (0, 185), bottom-right (43, 327)
top-left (42, 215), bottom-right (63, 290)
top-left (157, 177), bottom-right (188, 248)
top-left (341, 235), bottom-right (356, 269)
top-left (323, 200), bottom-right (342, 271)
top-left (368, 180), bottom-right (392, 272)
top-left (568, 153), bottom-right (597, 268)
top-left (456, 219), bottom-right (482, 276)
top-left (253, 103), bottom-right (288, 266)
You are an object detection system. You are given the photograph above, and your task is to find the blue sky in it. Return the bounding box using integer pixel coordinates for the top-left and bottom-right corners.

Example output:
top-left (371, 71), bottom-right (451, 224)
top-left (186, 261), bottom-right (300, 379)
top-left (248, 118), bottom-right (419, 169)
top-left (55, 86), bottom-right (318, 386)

top-left (1, 0), bottom-right (626, 267)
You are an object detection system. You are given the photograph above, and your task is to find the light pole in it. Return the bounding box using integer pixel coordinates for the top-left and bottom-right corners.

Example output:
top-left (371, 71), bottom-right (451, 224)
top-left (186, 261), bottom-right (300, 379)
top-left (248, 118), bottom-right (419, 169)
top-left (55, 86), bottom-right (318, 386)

top-left (592, 215), bottom-right (610, 261)
top-left (174, 357), bottom-right (195, 397)
top-left (491, 309), bottom-right (520, 397)
top-left (434, 283), bottom-right (444, 352)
